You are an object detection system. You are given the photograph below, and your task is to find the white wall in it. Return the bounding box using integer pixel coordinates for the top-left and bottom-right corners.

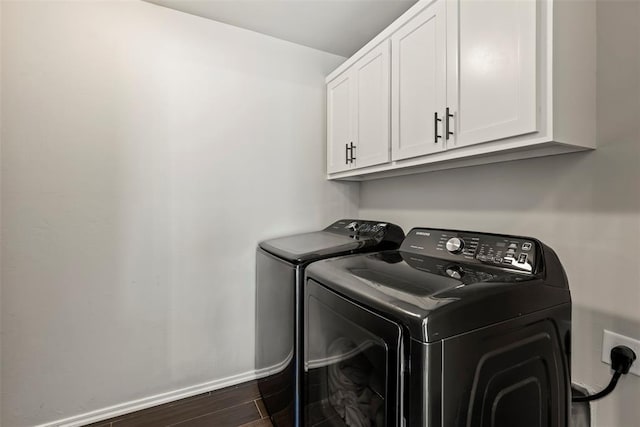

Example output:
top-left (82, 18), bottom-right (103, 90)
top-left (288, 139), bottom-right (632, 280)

top-left (0, 1), bottom-right (357, 426)
top-left (359, 0), bottom-right (640, 425)
top-left (3, 0), bottom-right (638, 426)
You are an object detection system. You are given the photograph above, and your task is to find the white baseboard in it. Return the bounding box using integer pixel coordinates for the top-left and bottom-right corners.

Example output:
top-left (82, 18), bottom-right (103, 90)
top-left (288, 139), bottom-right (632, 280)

top-left (35, 370), bottom-right (259, 427)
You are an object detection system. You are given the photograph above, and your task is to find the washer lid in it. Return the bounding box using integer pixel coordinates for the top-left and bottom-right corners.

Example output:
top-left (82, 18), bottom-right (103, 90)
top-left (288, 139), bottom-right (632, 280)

top-left (259, 219), bottom-right (404, 264)
top-left (306, 242), bottom-right (569, 344)
top-left (260, 231), bottom-right (369, 264)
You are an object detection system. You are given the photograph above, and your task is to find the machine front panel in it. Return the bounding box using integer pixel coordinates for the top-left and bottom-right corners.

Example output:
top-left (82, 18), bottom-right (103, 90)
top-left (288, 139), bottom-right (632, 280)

top-left (305, 279), bottom-right (402, 427)
top-left (255, 249), bottom-right (296, 425)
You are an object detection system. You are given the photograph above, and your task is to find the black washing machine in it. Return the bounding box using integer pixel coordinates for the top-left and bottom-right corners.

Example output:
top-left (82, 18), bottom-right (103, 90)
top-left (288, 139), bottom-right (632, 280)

top-left (255, 219), bottom-right (404, 426)
top-left (304, 227), bottom-right (571, 427)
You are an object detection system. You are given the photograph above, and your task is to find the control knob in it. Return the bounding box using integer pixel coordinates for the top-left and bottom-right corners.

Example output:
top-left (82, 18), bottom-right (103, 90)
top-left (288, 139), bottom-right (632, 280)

top-left (445, 237), bottom-right (465, 254)
top-left (445, 265), bottom-right (464, 280)
top-left (346, 221), bottom-right (359, 233)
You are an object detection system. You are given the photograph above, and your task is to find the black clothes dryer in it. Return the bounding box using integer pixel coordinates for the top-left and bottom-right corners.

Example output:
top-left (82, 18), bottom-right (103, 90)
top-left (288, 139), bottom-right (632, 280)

top-left (255, 219), bottom-right (404, 427)
top-left (304, 227), bottom-right (571, 427)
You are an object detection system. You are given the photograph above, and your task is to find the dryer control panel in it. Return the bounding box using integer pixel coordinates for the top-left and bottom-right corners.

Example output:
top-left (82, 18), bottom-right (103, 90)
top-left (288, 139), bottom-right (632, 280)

top-left (400, 228), bottom-right (539, 274)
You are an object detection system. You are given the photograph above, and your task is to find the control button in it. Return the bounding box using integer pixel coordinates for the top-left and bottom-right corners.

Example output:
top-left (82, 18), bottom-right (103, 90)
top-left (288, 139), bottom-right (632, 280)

top-left (445, 237), bottom-right (465, 254)
top-left (477, 255), bottom-right (486, 261)
top-left (518, 253), bottom-right (528, 264)
top-left (508, 243), bottom-right (518, 249)
top-left (494, 257), bottom-right (503, 263)
top-left (503, 258), bottom-right (512, 265)
top-left (346, 221), bottom-right (359, 232)
top-left (522, 242), bottom-right (532, 251)
top-left (445, 266), bottom-right (463, 280)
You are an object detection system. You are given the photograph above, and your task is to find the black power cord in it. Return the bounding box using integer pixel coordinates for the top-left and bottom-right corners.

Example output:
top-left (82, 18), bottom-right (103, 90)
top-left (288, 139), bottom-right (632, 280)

top-left (572, 345), bottom-right (637, 403)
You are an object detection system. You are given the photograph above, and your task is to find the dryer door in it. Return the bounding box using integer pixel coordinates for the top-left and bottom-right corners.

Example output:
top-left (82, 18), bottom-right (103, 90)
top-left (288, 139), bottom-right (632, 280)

top-left (304, 279), bottom-right (403, 427)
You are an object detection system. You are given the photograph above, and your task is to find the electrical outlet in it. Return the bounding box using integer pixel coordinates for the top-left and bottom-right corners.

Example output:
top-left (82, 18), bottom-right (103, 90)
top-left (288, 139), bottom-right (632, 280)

top-left (602, 329), bottom-right (640, 377)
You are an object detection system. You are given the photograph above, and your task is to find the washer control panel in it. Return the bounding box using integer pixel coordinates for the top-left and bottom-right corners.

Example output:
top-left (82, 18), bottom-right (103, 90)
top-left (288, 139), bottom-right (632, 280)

top-left (401, 228), bottom-right (538, 273)
top-left (325, 219), bottom-right (390, 238)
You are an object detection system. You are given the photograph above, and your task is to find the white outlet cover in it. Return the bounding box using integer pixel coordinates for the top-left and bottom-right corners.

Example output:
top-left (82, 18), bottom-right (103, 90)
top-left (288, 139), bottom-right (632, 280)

top-left (601, 329), bottom-right (640, 377)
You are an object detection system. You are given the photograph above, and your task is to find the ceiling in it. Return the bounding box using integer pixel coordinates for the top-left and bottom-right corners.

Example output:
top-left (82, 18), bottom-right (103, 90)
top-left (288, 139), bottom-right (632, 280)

top-left (145, 0), bottom-right (418, 57)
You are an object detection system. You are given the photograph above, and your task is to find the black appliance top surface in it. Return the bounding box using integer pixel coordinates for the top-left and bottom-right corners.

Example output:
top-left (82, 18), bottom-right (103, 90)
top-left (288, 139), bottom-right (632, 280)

top-left (259, 219), bottom-right (404, 264)
top-left (306, 227), bottom-right (570, 343)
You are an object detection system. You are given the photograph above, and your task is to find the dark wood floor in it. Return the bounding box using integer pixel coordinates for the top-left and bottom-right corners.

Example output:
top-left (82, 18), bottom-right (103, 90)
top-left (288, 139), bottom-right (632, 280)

top-left (83, 380), bottom-right (590, 426)
top-left (86, 381), bottom-right (273, 427)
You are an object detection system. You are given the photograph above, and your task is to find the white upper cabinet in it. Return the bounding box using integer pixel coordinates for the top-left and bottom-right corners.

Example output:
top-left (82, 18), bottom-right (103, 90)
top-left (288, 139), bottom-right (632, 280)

top-left (354, 41), bottom-right (391, 169)
top-left (327, 41), bottom-right (390, 172)
top-left (446, 0), bottom-right (538, 149)
top-left (327, 72), bottom-right (354, 174)
top-left (391, 0), bottom-right (446, 161)
top-left (326, 0), bottom-right (596, 180)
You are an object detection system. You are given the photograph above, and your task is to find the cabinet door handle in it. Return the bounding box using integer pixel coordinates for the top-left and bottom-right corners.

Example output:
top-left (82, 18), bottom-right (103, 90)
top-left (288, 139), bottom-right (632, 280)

top-left (434, 112), bottom-right (442, 143)
top-left (446, 107), bottom-right (454, 140)
top-left (349, 142), bottom-right (356, 162)
top-left (345, 143), bottom-right (350, 164)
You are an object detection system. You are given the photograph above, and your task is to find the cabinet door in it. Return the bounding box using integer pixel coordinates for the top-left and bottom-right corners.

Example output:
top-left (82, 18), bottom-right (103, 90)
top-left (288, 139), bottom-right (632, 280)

top-left (446, 0), bottom-right (537, 149)
top-left (352, 41), bottom-right (391, 169)
top-left (327, 72), bottom-right (354, 174)
top-left (391, 0), bottom-right (446, 161)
